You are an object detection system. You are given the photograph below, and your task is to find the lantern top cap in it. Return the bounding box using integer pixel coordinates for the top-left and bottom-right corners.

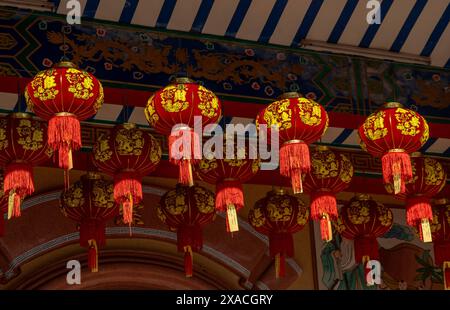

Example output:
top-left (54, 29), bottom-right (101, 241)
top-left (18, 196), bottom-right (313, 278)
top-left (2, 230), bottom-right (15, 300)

top-left (119, 122), bottom-right (137, 130)
top-left (383, 102), bottom-right (403, 109)
top-left (316, 145), bottom-right (329, 151)
top-left (9, 112), bottom-right (31, 119)
top-left (173, 77), bottom-right (195, 84)
top-left (56, 61), bottom-right (77, 69)
top-left (354, 193), bottom-right (372, 201)
top-left (279, 92), bottom-right (301, 99)
top-left (433, 198), bottom-right (449, 206)
top-left (270, 188), bottom-right (285, 196)
top-left (83, 172), bottom-right (102, 180)
top-left (411, 152), bottom-right (423, 158)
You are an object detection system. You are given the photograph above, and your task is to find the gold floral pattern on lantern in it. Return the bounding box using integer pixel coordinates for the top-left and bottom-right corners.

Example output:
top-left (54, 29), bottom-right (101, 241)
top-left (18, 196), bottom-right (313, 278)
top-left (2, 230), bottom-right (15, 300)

top-left (249, 208), bottom-right (266, 227)
top-left (62, 183), bottom-right (85, 208)
top-left (252, 160), bottom-right (260, 174)
top-left (395, 108), bottom-right (420, 136)
top-left (197, 85), bottom-right (220, 119)
top-left (339, 154), bottom-right (353, 183)
top-left (267, 197), bottom-right (293, 222)
top-left (297, 198), bottom-right (309, 226)
top-left (262, 99), bottom-right (292, 130)
top-left (93, 134), bottom-right (113, 162)
top-left (115, 127), bottom-right (144, 156)
top-left (193, 187), bottom-right (215, 214)
top-left (66, 68), bottom-right (95, 100)
top-left (144, 95), bottom-right (159, 127)
top-left (333, 217), bottom-right (346, 234)
top-left (156, 207), bottom-right (167, 223)
top-left (160, 84), bottom-right (189, 113)
top-left (0, 119), bottom-right (8, 150)
top-left (91, 180), bottom-right (115, 209)
top-left (421, 121), bottom-right (429, 145)
top-left (94, 85), bottom-right (104, 112)
top-left (297, 98), bottom-right (323, 126)
top-left (377, 204), bottom-right (393, 226)
top-left (17, 119), bottom-right (44, 151)
top-left (163, 190), bottom-right (187, 215)
top-left (424, 157), bottom-right (445, 186)
top-left (347, 200), bottom-right (371, 225)
top-left (30, 70), bottom-right (60, 101)
top-left (197, 159), bottom-right (218, 172)
top-left (149, 135), bottom-right (162, 163)
top-left (311, 149), bottom-right (339, 179)
top-left (362, 110), bottom-right (388, 140)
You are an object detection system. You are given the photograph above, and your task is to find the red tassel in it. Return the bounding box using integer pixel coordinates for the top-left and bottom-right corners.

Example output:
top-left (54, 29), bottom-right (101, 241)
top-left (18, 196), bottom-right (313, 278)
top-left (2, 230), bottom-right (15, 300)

top-left (381, 151), bottom-right (412, 194)
top-left (88, 239), bottom-right (98, 273)
top-left (354, 237), bottom-right (379, 263)
top-left (168, 128), bottom-right (200, 187)
top-left (216, 180), bottom-right (243, 233)
top-left (114, 172), bottom-right (142, 225)
top-left (406, 196), bottom-right (432, 227)
top-left (184, 246), bottom-right (193, 277)
top-left (280, 141), bottom-right (310, 194)
top-left (444, 262), bottom-right (450, 290)
top-left (310, 191), bottom-right (337, 241)
top-left (48, 114), bottom-right (80, 170)
top-left (4, 162), bottom-right (34, 218)
top-left (275, 253), bottom-right (286, 278)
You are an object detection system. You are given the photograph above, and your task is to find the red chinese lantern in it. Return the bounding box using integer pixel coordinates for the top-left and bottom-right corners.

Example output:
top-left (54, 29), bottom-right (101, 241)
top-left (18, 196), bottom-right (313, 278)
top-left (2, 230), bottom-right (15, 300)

top-left (92, 123), bottom-right (161, 225)
top-left (431, 198), bottom-right (450, 290)
top-left (248, 189), bottom-right (309, 278)
top-left (145, 78), bottom-right (222, 186)
top-left (303, 146), bottom-right (353, 242)
top-left (359, 102), bottom-right (429, 195)
top-left (60, 172), bottom-right (119, 272)
top-left (157, 184), bottom-right (215, 277)
top-left (256, 92), bottom-right (328, 194)
top-left (25, 62), bottom-right (104, 181)
top-left (0, 173), bottom-right (7, 236)
top-left (336, 194), bottom-right (393, 265)
top-left (386, 154), bottom-right (446, 242)
top-left (0, 113), bottom-right (52, 218)
top-left (195, 143), bottom-right (260, 232)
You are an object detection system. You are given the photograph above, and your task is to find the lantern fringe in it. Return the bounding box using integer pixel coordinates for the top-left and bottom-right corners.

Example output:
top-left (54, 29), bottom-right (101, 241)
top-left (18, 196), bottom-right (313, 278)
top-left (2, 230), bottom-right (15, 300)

top-left (114, 172), bottom-right (142, 225)
top-left (4, 162), bottom-right (34, 219)
top-left (48, 114), bottom-right (81, 170)
top-left (354, 237), bottom-right (379, 263)
top-left (444, 262), bottom-right (450, 291)
top-left (280, 141), bottom-right (310, 194)
top-left (216, 180), bottom-right (243, 233)
top-left (434, 241), bottom-right (450, 267)
top-left (88, 239), bottom-right (98, 273)
top-left (310, 191), bottom-right (337, 242)
top-left (79, 220), bottom-right (106, 248)
top-left (178, 225), bottom-right (203, 277)
top-left (406, 196), bottom-right (433, 227)
top-left (269, 233), bottom-right (293, 278)
top-left (168, 128), bottom-right (201, 187)
top-left (381, 151), bottom-right (412, 194)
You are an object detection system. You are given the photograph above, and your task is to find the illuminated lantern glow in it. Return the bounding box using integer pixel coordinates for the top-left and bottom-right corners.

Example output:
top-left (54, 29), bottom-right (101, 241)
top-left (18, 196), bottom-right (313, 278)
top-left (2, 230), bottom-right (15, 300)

top-left (386, 154), bottom-right (446, 242)
top-left (359, 102), bottom-right (429, 195)
top-left (145, 78), bottom-right (221, 186)
top-left (196, 142), bottom-right (260, 233)
top-left (336, 194), bottom-right (393, 266)
top-left (92, 123), bottom-right (161, 225)
top-left (60, 173), bottom-right (118, 272)
top-left (25, 62), bottom-right (104, 184)
top-left (256, 92), bottom-right (328, 194)
top-left (0, 173), bottom-right (8, 236)
top-left (157, 184), bottom-right (215, 277)
top-left (248, 189), bottom-right (309, 278)
top-left (303, 146), bottom-right (353, 242)
top-left (0, 113), bottom-right (51, 218)
top-left (431, 199), bottom-right (450, 290)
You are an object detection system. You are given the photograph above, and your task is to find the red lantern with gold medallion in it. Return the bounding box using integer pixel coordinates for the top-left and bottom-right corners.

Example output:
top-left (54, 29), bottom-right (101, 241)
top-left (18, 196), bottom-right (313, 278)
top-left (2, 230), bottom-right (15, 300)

top-left (0, 113), bottom-right (52, 218)
top-left (359, 102), bottom-right (429, 195)
top-left (157, 184), bottom-right (215, 277)
top-left (430, 198), bottom-right (450, 290)
top-left (256, 92), bottom-right (328, 194)
top-left (25, 62), bottom-right (104, 181)
top-left (336, 194), bottom-right (393, 264)
top-left (60, 172), bottom-right (119, 272)
top-left (92, 123), bottom-right (161, 225)
top-left (386, 154), bottom-right (446, 242)
top-left (248, 189), bottom-right (309, 278)
top-left (303, 146), bottom-right (353, 242)
top-left (196, 142), bottom-right (260, 233)
top-left (145, 78), bottom-right (221, 186)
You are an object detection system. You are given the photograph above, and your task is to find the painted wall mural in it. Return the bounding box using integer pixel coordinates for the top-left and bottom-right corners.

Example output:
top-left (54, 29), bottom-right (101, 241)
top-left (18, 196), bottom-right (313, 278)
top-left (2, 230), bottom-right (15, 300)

top-left (315, 206), bottom-right (445, 290)
top-left (0, 10), bottom-right (448, 122)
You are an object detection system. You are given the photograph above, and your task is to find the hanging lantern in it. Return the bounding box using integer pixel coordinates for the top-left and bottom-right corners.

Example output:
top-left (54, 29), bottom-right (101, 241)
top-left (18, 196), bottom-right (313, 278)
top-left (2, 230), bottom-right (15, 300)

top-left (335, 194), bottom-right (393, 266)
top-left (256, 92), bottom-right (328, 194)
top-left (430, 198), bottom-right (450, 290)
top-left (92, 123), bottom-right (161, 225)
top-left (359, 102), bottom-right (429, 195)
top-left (248, 189), bottom-right (309, 278)
top-left (157, 184), bottom-right (215, 277)
top-left (195, 142), bottom-right (260, 233)
top-left (0, 113), bottom-right (52, 219)
top-left (25, 62), bottom-right (104, 183)
top-left (386, 153), bottom-right (446, 242)
top-left (303, 146), bottom-right (353, 242)
top-left (0, 173), bottom-right (8, 236)
top-left (60, 172), bottom-right (118, 272)
top-left (145, 78), bottom-right (222, 186)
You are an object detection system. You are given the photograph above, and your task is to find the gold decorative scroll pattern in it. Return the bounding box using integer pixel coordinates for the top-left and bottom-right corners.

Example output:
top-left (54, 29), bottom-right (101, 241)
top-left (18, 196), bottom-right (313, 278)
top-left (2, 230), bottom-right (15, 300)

top-left (17, 119), bottom-right (45, 151)
top-left (395, 108), bottom-right (421, 136)
top-left (363, 111), bottom-right (388, 141)
top-left (310, 151), bottom-right (353, 183)
top-left (116, 128), bottom-right (144, 156)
